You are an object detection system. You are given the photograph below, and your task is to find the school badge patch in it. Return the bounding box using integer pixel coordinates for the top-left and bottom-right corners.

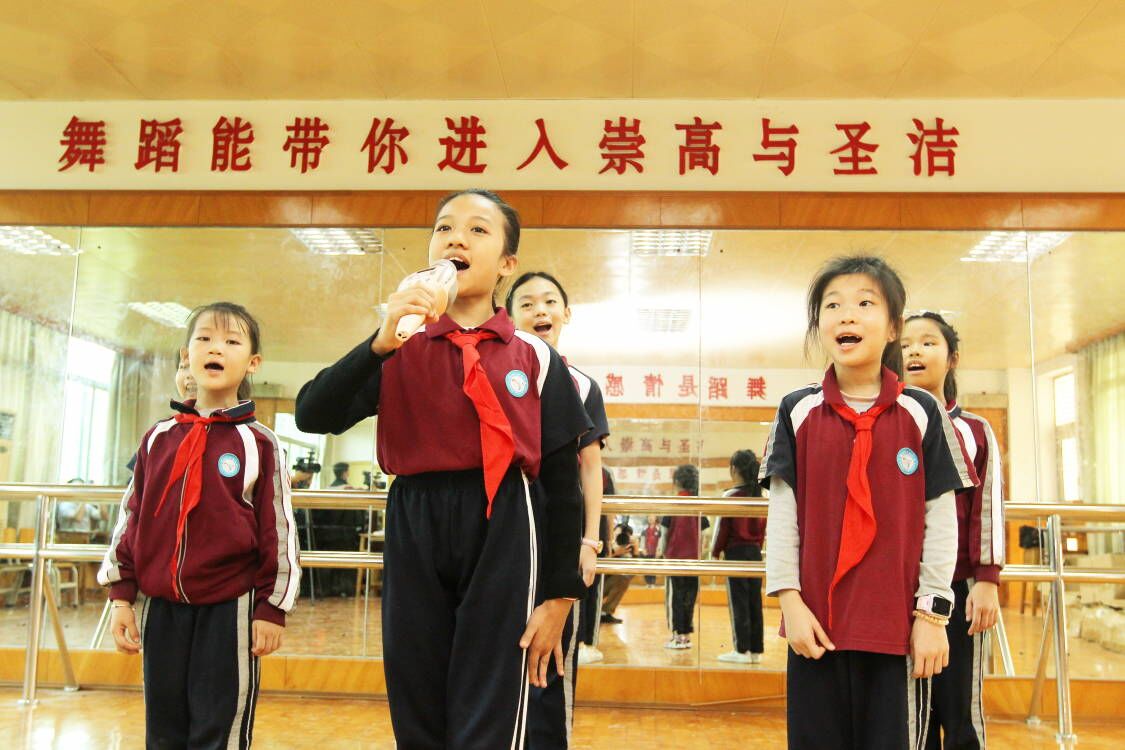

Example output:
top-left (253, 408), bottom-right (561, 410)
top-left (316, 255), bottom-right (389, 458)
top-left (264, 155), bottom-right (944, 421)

top-left (218, 452), bottom-right (241, 478)
top-left (896, 447), bottom-right (919, 476)
top-left (505, 369), bottom-right (529, 398)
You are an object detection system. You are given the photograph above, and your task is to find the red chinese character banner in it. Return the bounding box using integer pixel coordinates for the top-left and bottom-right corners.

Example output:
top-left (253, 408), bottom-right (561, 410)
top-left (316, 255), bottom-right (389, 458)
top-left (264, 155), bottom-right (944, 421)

top-left (582, 365), bottom-right (826, 407)
top-left (6, 100), bottom-right (1124, 190)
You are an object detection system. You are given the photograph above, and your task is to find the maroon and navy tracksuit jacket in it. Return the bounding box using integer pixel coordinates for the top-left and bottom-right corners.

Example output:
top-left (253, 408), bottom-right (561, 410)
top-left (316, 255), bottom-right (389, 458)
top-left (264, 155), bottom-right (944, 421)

top-left (99, 399), bottom-right (301, 625)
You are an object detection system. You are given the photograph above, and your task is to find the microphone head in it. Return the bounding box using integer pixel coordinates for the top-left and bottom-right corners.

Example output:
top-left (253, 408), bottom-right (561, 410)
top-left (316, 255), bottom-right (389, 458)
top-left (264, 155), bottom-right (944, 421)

top-left (398, 258), bottom-right (459, 305)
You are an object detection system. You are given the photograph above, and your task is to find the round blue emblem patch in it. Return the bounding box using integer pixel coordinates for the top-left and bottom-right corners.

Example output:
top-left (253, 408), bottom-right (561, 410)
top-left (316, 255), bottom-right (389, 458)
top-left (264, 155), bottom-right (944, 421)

top-left (217, 452), bottom-right (241, 478)
top-left (505, 369), bottom-right (529, 398)
top-left (896, 447), bottom-right (919, 476)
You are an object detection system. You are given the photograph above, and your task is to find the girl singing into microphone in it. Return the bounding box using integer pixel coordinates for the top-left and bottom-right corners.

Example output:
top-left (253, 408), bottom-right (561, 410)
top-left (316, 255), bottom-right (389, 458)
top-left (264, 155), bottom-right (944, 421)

top-left (296, 190), bottom-right (591, 750)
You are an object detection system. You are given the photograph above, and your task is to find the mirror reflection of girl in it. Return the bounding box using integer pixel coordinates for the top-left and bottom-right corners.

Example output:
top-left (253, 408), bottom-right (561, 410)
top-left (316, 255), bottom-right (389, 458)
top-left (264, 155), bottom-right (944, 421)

top-left (295, 190), bottom-right (592, 749)
top-left (762, 256), bottom-right (975, 750)
top-left (713, 449), bottom-right (766, 665)
top-left (175, 355), bottom-right (197, 400)
top-left (506, 270), bottom-right (611, 748)
top-left (903, 312), bottom-right (1005, 750)
top-left (663, 464), bottom-right (708, 650)
top-left (125, 354), bottom-right (197, 476)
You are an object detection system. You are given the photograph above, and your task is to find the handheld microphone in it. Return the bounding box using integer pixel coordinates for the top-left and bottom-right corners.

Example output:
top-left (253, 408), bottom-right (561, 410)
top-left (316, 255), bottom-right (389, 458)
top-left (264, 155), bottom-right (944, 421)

top-left (394, 259), bottom-right (459, 341)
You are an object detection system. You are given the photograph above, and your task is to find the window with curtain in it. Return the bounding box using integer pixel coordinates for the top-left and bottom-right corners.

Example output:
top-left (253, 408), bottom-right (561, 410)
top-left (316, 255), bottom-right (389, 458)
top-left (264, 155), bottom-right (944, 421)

top-left (1078, 331), bottom-right (1125, 553)
top-left (58, 337), bottom-right (116, 485)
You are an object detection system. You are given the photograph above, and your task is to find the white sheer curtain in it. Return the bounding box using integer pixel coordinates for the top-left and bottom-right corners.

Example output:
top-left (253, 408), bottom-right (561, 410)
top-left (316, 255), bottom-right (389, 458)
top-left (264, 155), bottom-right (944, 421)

top-left (0, 309), bottom-right (68, 528)
top-left (104, 352), bottom-right (148, 486)
top-left (1078, 331), bottom-right (1125, 554)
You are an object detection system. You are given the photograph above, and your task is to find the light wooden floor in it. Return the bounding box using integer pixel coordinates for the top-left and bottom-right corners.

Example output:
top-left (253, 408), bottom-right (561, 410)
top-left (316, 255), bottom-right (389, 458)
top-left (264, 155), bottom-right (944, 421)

top-left (1, 688), bottom-right (1122, 749)
top-left (4, 584), bottom-right (1121, 679)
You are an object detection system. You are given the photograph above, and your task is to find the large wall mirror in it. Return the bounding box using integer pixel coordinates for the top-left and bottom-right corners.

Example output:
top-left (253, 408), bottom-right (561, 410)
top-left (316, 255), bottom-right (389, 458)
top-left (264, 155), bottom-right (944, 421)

top-left (1, 222), bottom-right (1122, 684)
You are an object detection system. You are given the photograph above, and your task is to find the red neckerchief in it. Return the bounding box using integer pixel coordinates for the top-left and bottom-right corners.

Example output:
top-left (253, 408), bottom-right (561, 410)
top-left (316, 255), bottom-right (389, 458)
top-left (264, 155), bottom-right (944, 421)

top-left (153, 409), bottom-right (250, 600)
top-left (822, 366), bottom-right (904, 628)
top-left (445, 330), bottom-right (515, 518)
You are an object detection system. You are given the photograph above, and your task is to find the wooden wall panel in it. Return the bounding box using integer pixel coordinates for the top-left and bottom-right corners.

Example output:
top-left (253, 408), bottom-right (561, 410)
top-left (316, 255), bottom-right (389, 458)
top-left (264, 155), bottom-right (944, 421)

top-left (659, 192), bottom-right (779, 228)
top-left (0, 191), bottom-right (89, 225)
top-left (88, 192), bottom-right (200, 225)
top-left (539, 191), bottom-right (661, 227)
top-left (199, 192), bottom-right (313, 226)
top-left (779, 193), bottom-right (900, 229)
top-left (900, 194), bottom-right (1023, 229)
top-left (311, 192), bottom-right (437, 227)
top-left (2, 191), bottom-right (1125, 230)
top-left (1021, 195), bottom-right (1125, 230)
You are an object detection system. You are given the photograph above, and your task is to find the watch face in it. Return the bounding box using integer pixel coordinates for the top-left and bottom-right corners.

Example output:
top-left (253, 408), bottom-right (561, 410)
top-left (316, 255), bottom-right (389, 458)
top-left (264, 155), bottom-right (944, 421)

top-left (932, 597), bottom-right (953, 617)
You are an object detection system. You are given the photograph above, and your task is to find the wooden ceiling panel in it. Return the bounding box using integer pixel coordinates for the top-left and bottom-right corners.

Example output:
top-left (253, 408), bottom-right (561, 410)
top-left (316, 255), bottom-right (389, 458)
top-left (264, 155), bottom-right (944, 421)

top-left (2, 2), bottom-right (1123, 99)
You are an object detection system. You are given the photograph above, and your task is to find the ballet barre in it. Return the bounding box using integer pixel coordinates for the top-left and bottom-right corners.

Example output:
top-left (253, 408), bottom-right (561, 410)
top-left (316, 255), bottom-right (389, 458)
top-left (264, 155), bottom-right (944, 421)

top-left (3, 482), bottom-right (1124, 746)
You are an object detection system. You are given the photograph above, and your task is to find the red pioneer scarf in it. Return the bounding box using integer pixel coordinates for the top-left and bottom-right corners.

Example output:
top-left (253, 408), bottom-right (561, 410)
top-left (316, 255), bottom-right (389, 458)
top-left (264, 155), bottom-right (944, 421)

top-left (445, 330), bottom-right (515, 518)
top-left (153, 410), bottom-right (247, 600)
top-left (824, 368), bottom-right (904, 627)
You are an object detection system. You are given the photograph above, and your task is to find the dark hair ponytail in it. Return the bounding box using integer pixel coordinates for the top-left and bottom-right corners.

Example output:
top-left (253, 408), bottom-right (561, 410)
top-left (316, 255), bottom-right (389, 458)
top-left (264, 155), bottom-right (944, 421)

top-left (805, 255), bottom-right (906, 378)
top-left (729, 450), bottom-right (762, 497)
top-left (906, 311), bottom-right (960, 404)
top-left (672, 464), bottom-right (699, 495)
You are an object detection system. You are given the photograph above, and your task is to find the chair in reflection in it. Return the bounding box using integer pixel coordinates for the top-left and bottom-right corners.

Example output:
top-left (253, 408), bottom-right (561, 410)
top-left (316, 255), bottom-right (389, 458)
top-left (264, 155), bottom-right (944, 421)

top-left (0, 527), bottom-right (79, 607)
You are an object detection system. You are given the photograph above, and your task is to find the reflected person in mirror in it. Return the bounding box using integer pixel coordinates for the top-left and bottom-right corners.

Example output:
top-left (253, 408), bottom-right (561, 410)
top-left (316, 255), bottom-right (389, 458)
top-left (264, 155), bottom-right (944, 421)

top-left (904, 312), bottom-right (1005, 750)
top-left (294, 190), bottom-right (591, 750)
top-left (713, 449), bottom-right (767, 665)
top-left (99, 302), bottom-right (301, 749)
top-left (762, 256), bottom-right (976, 750)
top-left (662, 464), bottom-right (708, 650)
top-left (125, 354), bottom-right (198, 476)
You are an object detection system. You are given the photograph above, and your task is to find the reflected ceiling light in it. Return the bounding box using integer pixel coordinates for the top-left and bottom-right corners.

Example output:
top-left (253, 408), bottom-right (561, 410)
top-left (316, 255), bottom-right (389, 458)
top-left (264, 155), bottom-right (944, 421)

top-left (635, 308), bottom-right (692, 333)
top-left (630, 229), bottom-right (712, 257)
top-left (961, 231), bottom-right (1070, 263)
top-left (0, 226), bottom-right (80, 256)
top-left (128, 301), bottom-right (192, 328)
top-left (291, 228), bottom-right (384, 255)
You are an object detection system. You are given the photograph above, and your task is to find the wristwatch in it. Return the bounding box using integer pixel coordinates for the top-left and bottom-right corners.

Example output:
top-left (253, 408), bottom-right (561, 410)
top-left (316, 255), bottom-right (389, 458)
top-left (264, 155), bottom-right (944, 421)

top-left (581, 538), bottom-right (604, 554)
top-left (916, 594), bottom-right (953, 618)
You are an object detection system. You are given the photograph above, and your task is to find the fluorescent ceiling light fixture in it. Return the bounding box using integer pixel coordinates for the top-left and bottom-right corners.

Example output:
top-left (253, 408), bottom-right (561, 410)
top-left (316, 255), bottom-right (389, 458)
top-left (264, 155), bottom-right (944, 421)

top-left (128, 301), bottom-right (192, 329)
top-left (961, 231), bottom-right (1070, 263)
top-left (630, 230), bottom-right (712, 257)
top-left (0, 226), bottom-right (80, 256)
top-left (635, 307), bottom-right (692, 333)
top-left (291, 228), bottom-right (384, 255)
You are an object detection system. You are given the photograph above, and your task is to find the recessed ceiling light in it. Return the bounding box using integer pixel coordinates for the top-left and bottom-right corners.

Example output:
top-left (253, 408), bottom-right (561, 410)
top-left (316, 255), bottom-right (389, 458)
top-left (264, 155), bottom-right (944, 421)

top-left (961, 232), bottom-right (1070, 263)
top-left (0, 226), bottom-right (80, 256)
top-left (292, 228), bottom-right (384, 255)
top-left (631, 230), bottom-right (712, 257)
top-left (128, 301), bottom-right (192, 328)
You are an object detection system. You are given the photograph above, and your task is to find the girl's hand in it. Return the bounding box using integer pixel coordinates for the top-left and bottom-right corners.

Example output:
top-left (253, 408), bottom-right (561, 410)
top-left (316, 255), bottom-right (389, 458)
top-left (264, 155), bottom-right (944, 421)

top-left (519, 598), bottom-right (573, 688)
top-left (966, 581), bottom-right (1000, 635)
top-left (579, 545), bottom-right (597, 588)
top-left (109, 601), bottom-right (141, 654)
top-left (252, 620), bottom-right (284, 656)
top-left (778, 590), bottom-right (835, 659)
top-left (910, 617), bottom-right (950, 677)
top-left (371, 285), bottom-right (440, 356)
